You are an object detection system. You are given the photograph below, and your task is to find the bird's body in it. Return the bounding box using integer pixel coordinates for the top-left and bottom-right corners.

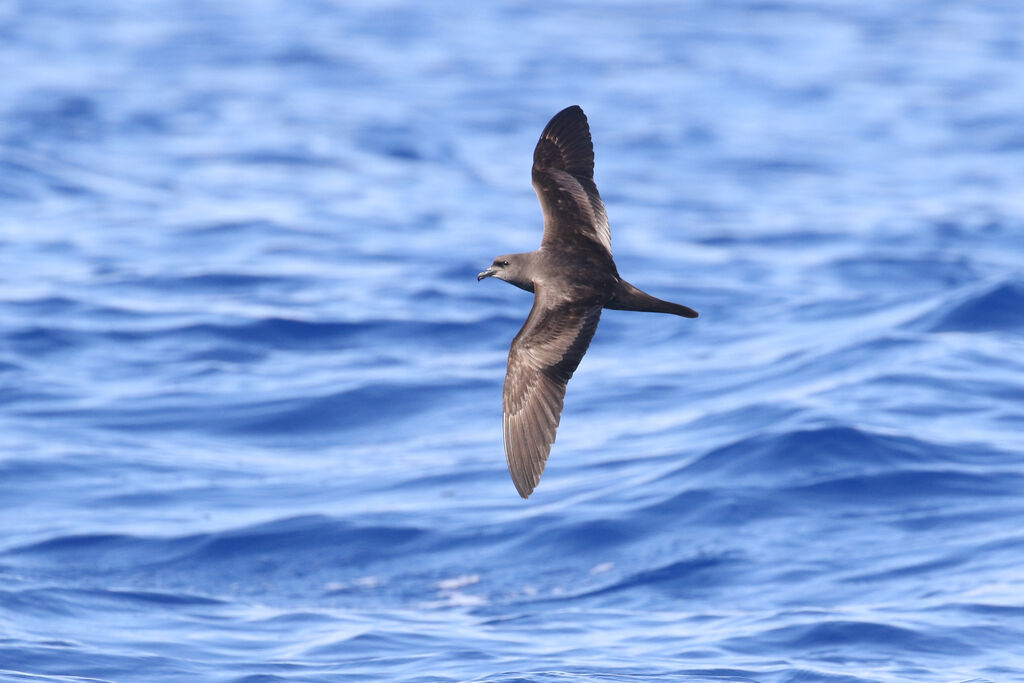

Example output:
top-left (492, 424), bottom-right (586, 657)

top-left (478, 105), bottom-right (698, 498)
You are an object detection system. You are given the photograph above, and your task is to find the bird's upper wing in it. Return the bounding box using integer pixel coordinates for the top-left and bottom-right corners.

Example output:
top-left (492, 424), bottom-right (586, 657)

top-left (532, 105), bottom-right (612, 255)
top-left (503, 291), bottom-right (602, 498)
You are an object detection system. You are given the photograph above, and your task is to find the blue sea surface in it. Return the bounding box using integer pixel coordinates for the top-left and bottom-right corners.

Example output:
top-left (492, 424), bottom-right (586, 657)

top-left (2, 1), bottom-right (1024, 681)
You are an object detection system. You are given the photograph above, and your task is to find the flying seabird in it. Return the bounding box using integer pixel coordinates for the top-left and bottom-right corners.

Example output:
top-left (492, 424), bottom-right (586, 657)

top-left (478, 105), bottom-right (699, 498)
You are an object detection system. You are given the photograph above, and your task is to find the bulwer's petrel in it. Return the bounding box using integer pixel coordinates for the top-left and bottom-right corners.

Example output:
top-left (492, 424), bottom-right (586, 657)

top-left (478, 105), bottom-right (698, 498)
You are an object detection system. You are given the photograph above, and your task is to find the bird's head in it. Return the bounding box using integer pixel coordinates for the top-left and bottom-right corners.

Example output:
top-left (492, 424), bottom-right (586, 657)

top-left (477, 253), bottom-right (535, 292)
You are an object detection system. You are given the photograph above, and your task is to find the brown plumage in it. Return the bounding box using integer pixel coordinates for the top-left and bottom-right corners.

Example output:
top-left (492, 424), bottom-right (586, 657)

top-left (478, 105), bottom-right (699, 498)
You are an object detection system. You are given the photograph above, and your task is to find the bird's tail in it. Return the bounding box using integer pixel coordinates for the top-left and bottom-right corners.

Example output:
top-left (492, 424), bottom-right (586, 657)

top-left (605, 280), bottom-right (699, 318)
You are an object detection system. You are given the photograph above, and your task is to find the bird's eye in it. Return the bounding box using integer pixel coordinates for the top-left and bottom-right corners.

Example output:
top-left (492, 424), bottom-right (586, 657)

top-left (501, 260), bottom-right (510, 267)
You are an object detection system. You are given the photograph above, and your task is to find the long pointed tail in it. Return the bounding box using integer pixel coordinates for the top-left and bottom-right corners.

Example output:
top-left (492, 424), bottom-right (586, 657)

top-left (605, 280), bottom-right (699, 318)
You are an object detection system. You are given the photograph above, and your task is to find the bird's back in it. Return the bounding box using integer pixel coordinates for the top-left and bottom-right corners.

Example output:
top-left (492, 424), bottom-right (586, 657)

top-left (533, 243), bottom-right (618, 307)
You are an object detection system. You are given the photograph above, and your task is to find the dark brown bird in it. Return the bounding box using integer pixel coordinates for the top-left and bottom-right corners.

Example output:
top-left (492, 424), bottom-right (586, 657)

top-left (478, 105), bottom-right (698, 498)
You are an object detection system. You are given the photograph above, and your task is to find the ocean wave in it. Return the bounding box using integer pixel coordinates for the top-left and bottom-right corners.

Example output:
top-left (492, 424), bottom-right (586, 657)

top-left (920, 280), bottom-right (1024, 333)
top-left (663, 426), bottom-right (946, 486)
top-left (726, 619), bottom-right (977, 656)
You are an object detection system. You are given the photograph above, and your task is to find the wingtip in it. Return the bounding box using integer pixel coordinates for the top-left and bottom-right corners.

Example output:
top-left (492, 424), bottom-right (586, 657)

top-left (511, 470), bottom-right (537, 498)
top-left (544, 105), bottom-right (588, 133)
top-left (535, 105), bottom-right (595, 180)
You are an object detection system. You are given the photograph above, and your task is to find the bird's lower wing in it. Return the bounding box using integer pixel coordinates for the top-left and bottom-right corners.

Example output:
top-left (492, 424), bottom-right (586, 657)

top-left (503, 300), bottom-right (602, 498)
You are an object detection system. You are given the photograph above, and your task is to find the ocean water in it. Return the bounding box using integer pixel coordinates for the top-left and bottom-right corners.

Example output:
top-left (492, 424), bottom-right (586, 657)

top-left (2, 1), bottom-right (1024, 681)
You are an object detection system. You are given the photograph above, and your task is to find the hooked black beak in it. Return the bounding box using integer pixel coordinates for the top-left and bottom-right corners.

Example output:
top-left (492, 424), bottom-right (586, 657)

top-left (477, 267), bottom-right (497, 281)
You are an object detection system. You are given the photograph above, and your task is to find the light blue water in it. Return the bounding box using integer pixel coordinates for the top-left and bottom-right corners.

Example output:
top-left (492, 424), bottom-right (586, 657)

top-left (2, 1), bottom-right (1024, 681)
